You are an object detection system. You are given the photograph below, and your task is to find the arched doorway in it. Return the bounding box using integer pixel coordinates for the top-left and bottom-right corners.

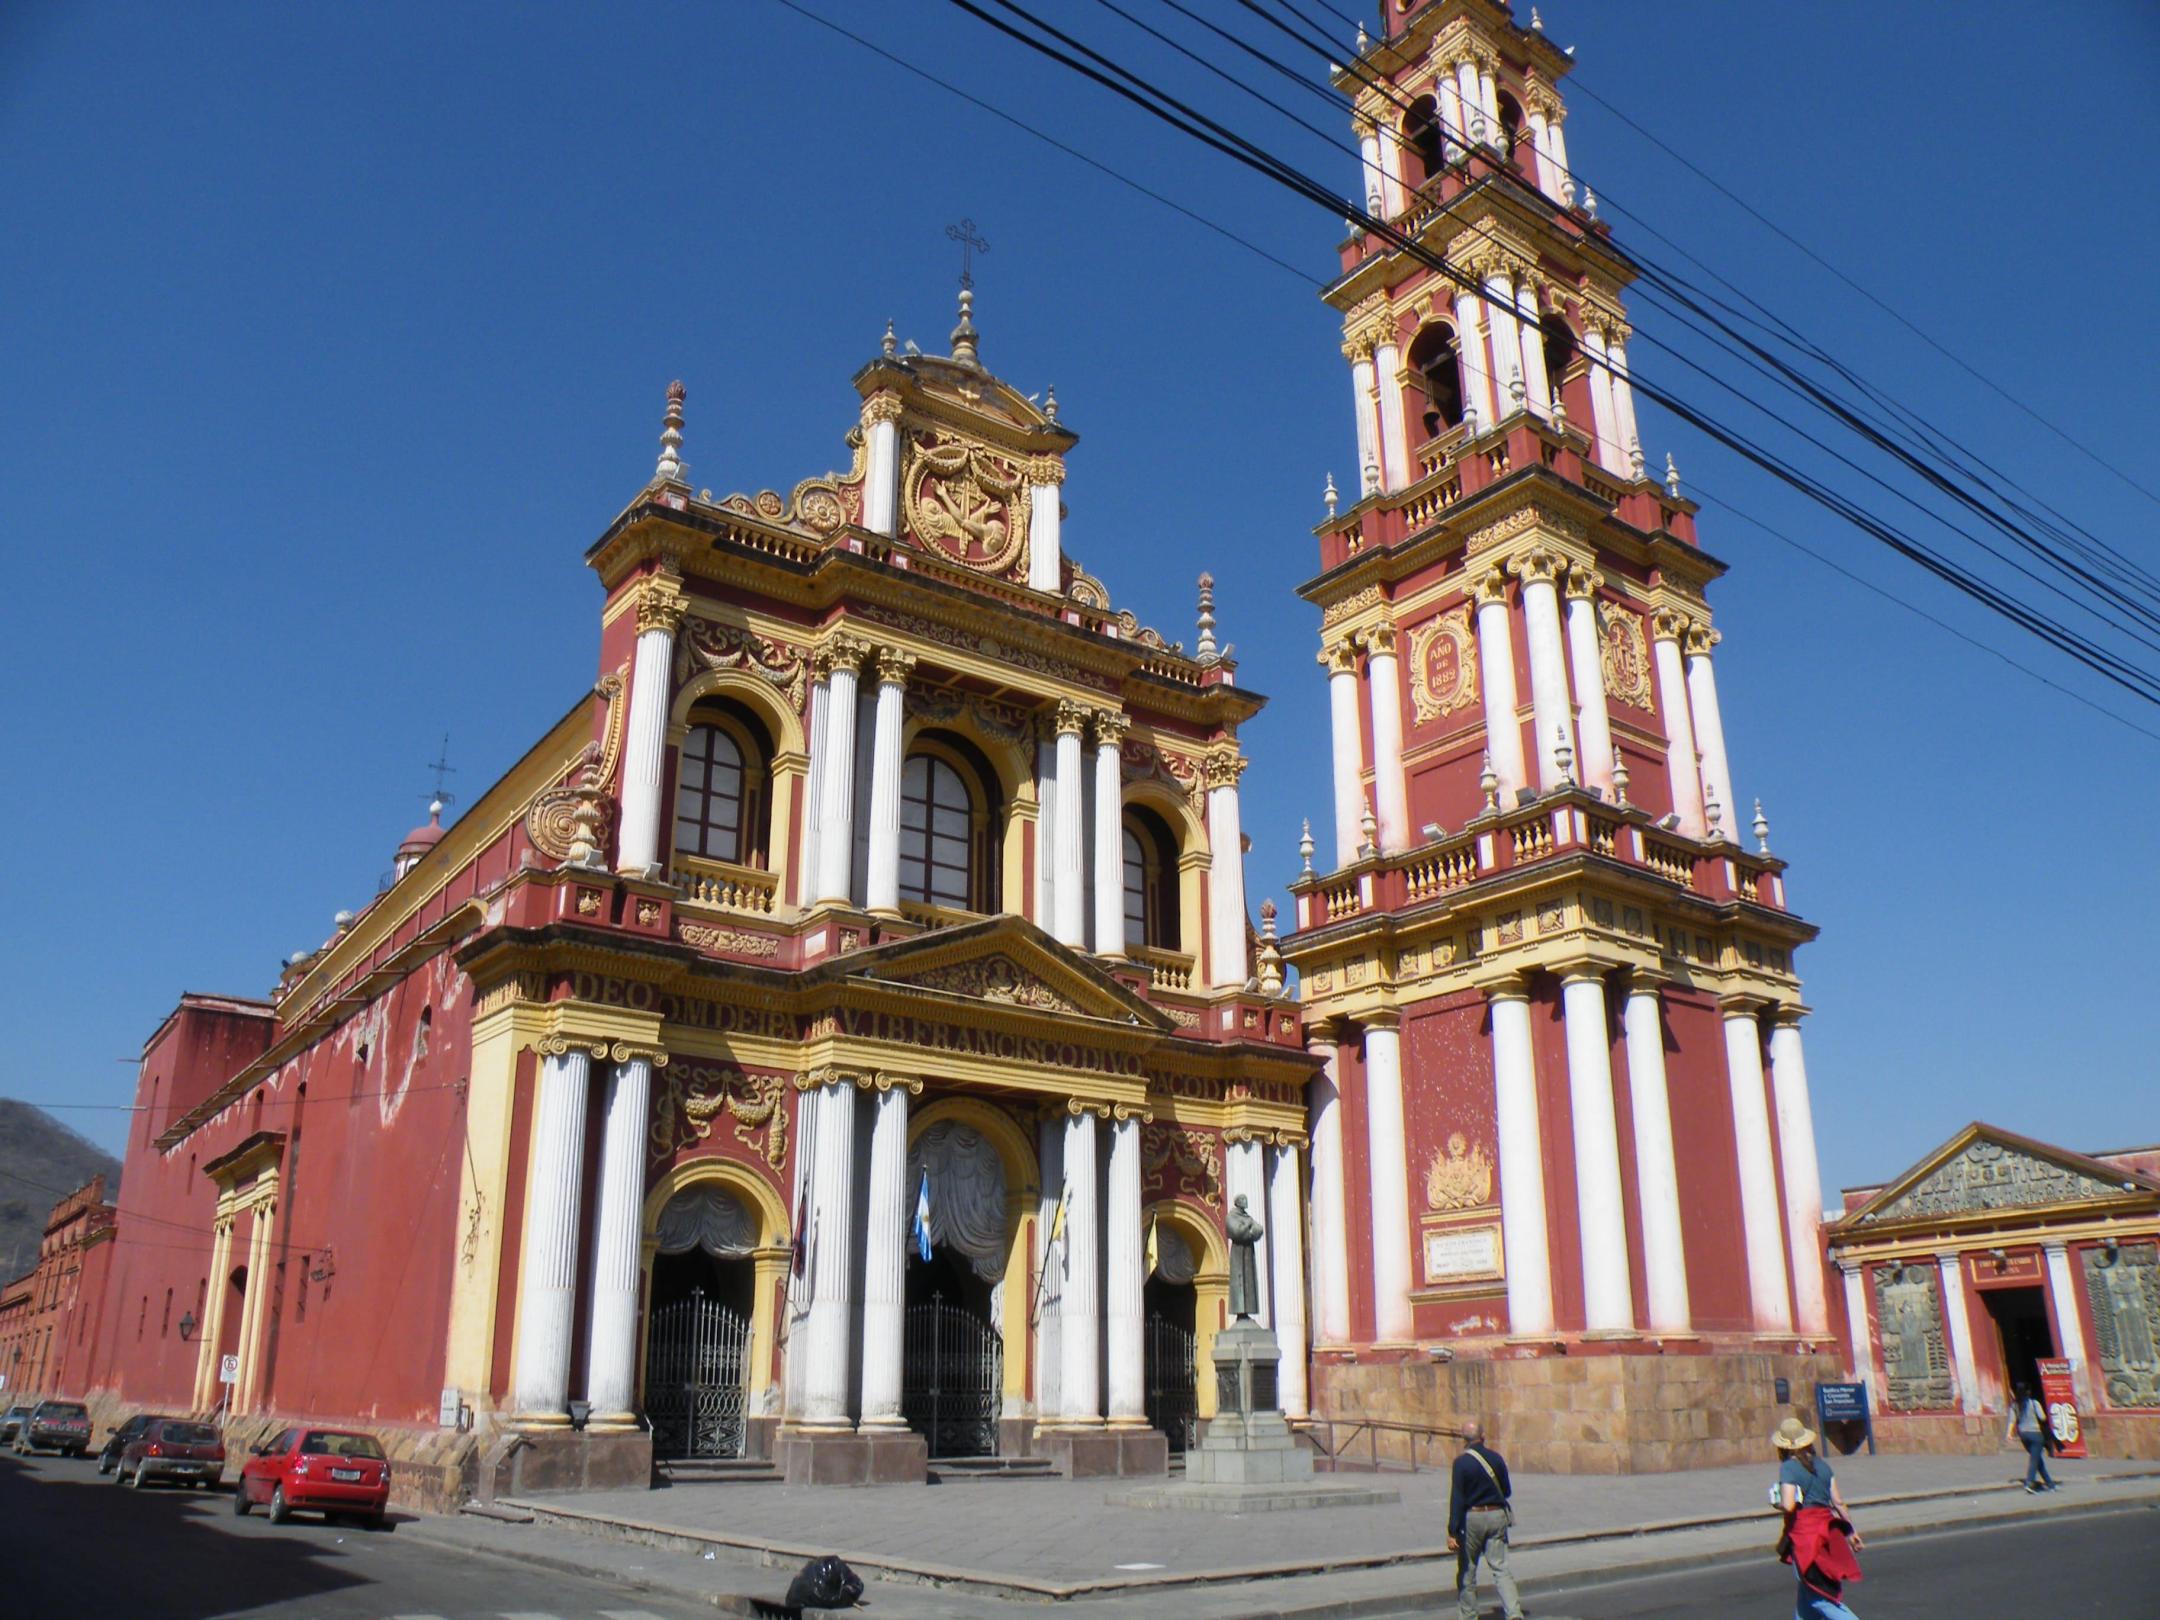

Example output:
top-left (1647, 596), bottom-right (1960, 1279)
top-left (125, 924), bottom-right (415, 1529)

top-left (645, 1185), bottom-right (757, 1459)
top-left (1145, 1224), bottom-right (1200, 1453)
top-left (902, 1118), bottom-right (1012, 1457)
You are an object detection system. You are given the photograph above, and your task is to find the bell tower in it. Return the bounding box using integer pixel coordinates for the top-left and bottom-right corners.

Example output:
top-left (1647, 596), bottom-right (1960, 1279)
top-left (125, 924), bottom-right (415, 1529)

top-left (1286, 1), bottom-right (1840, 1467)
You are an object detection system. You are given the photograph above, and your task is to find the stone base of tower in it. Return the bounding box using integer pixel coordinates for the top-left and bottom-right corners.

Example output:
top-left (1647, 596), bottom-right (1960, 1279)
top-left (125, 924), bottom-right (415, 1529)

top-left (775, 1426), bottom-right (929, 1486)
top-left (1309, 1346), bottom-right (1844, 1474)
top-left (1032, 1424), bottom-right (1169, 1478)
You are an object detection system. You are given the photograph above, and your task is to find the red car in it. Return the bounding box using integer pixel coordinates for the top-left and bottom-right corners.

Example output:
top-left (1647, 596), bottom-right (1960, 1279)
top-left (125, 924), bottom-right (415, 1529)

top-left (118, 1417), bottom-right (226, 1488)
top-left (233, 1427), bottom-right (390, 1526)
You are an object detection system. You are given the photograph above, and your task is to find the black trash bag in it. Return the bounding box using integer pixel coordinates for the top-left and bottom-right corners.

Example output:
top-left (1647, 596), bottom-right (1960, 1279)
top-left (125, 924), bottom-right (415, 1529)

top-left (783, 1554), bottom-right (866, 1610)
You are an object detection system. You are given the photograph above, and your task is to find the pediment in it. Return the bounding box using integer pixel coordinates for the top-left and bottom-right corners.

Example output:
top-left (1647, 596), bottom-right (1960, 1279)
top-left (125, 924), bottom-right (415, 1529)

top-left (1849, 1124), bottom-right (2150, 1228)
top-left (820, 917), bottom-right (1173, 1030)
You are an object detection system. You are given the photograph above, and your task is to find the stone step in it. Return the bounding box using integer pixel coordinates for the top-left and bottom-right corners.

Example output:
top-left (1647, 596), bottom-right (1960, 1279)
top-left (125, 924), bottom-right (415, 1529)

top-left (925, 1455), bottom-right (1059, 1481)
top-left (656, 1457), bottom-right (785, 1484)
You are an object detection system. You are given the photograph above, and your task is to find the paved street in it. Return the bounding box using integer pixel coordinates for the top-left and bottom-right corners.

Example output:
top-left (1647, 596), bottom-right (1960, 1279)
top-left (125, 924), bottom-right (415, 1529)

top-left (1472, 1503), bottom-right (2160, 1618)
top-left (0, 1451), bottom-right (714, 1620)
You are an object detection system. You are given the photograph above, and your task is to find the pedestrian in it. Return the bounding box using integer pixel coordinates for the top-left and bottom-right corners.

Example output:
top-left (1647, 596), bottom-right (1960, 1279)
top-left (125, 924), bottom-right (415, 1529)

top-left (1774, 1415), bottom-right (1864, 1620)
top-left (2007, 1383), bottom-right (2056, 1494)
top-left (1447, 1418), bottom-right (1524, 1620)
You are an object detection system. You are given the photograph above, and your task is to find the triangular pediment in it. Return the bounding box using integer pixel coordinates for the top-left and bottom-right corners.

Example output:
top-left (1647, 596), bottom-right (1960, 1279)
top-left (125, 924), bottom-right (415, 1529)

top-left (1845, 1123), bottom-right (2156, 1229)
top-left (810, 915), bottom-right (1173, 1030)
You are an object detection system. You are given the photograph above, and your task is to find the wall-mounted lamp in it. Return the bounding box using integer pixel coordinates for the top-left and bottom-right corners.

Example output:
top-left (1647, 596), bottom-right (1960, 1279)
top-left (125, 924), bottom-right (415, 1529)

top-left (178, 1310), bottom-right (198, 1343)
top-left (566, 1399), bottom-right (592, 1432)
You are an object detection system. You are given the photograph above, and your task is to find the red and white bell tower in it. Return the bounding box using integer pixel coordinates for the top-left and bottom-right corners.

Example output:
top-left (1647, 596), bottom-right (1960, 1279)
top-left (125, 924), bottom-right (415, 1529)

top-left (1285, 1), bottom-right (1839, 1470)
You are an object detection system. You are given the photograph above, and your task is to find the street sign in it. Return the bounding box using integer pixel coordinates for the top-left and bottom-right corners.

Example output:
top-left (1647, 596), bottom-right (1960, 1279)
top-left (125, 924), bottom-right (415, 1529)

top-left (219, 1354), bottom-right (240, 1386)
top-left (2036, 1358), bottom-right (2087, 1459)
top-left (1816, 1381), bottom-right (1875, 1454)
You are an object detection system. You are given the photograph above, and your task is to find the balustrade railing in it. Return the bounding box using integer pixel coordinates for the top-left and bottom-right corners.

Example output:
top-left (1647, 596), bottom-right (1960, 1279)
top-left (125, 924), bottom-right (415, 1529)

top-left (1133, 944), bottom-right (1196, 992)
top-left (1641, 837), bottom-right (1696, 889)
top-left (675, 855), bottom-right (779, 915)
top-left (1403, 841), bottom-right (1478, 901)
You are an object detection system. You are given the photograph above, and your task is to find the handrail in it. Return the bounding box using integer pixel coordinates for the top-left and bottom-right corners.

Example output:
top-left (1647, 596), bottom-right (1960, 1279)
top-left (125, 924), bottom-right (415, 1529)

top-left (1297, 1413), bottom-right (1468, 1475)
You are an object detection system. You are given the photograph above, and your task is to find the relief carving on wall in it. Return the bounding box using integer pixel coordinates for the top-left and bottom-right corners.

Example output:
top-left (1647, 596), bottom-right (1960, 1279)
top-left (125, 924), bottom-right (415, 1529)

top-left (1425, 1132), bottom-right (1495, 1212)
top-left (525, 665), bottom-right (628, 864)
top-left (1873, 1262), bottom-right (1954, 1411)
top-left (1860, 1140), bottom-right (2126, 1225)
top-left (902, 432), bottom-right (1031, 575)
top-left (2082, 1241), bottom-right (2160, 1408)
top-left (651, 1060), bottom-right (790, 1171)
top-left (1142, 1122), bottom-right (1222, 1208)
top-left (1407, 605), bottom-right (1480, 723)
top-left (1597, 602), bottom-right (1656, 712)
top-left (676, 616), bottom-right (810, 714)
top-left (676, 922), bottom-right (782, 957)
top-left (894, 954), bottom-right (1081, 1014)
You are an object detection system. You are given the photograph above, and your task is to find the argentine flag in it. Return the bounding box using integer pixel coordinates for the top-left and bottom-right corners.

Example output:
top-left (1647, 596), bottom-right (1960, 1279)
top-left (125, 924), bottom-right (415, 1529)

top-left (912, 1170), bottom-right (933, 1263)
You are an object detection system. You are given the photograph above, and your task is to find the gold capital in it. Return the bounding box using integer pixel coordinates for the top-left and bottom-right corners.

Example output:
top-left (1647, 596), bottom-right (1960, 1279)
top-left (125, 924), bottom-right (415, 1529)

top-left (1683, 624), bottom-right (1721, 658)
top-left (874, 645), bottom-right (919, 686)
top-left (860, 391), bottom-right (904, 427)
top-left (823, 632), bottom-right (873, 674)
top-left (634, 574), bottom-right (688, 637)
top-left (1650, 608), bottom-right (1691, 644)
top-left (1365, 619), bottom-right (1399, 657)
top-left (1563, 565), bottom-right (1605, 602)
top-left (1092, 709), bottom-right (1131, 747)
top-left (1053, 698), bottom-right (1091, 738)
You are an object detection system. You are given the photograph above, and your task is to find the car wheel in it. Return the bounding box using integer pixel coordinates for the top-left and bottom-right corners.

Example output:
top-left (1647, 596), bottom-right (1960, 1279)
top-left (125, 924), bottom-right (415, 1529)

top-left (268, 1484), bottom-right (290, 1525)
top-left (131, 1461), bottom-right (149, 1489)
top-left (233, 1483), bottom-right (251, 1516)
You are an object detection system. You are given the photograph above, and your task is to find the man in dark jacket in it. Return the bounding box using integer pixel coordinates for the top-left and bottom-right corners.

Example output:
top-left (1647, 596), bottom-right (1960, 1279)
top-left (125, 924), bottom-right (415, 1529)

top-left (1448, 1419), bottom-right (1524, 1620)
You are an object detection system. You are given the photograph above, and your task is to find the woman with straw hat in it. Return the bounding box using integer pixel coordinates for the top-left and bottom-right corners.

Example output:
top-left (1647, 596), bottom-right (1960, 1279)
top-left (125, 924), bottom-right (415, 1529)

top-left (1773, 1415), bottom-right (1865, 1619)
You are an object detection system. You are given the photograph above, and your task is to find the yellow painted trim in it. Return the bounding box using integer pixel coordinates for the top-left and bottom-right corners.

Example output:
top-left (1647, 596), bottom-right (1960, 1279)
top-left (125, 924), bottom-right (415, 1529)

top-left (636, 1159), bottom-right (792, 1407)
top-left (443, 1003), bottom-right (547, 1409)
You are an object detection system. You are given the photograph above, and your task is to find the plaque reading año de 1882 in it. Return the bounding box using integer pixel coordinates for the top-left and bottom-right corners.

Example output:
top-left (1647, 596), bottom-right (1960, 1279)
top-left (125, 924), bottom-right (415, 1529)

top-left (1422, 1224), bottom-right (1503, 1285)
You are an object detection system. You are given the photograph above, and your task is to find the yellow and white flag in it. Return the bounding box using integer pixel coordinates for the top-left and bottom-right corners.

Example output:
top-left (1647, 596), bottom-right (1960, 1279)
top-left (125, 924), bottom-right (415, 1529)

top-left (1145, 1212), bottom-right (1160, 1278)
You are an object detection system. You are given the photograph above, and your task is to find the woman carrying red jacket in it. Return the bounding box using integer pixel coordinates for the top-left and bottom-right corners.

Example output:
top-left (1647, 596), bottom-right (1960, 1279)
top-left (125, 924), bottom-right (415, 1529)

top-left (1773, 1416), bottom-right (1865, 1620)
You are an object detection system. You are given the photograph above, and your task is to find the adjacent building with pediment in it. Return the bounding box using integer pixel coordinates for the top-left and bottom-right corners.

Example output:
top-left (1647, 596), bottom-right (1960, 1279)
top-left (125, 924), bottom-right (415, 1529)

top-left (68, 288), bottom-right (1316, 1499)
top-left (1827, 1123), bottom-right (2160, 1456)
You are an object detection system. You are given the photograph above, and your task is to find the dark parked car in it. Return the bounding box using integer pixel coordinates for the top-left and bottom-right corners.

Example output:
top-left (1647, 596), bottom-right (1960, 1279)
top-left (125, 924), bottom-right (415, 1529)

top-left (98, 1412), bottom-right (178, 1475)
top-left (14, 1399), bottom-right (92, 1457)
top-left (0, 1404), bottom-right (31, 1444)
top-left (117, 1417), bottom-right (226, 1489)
top-left (235, 1428), bottom-right (389, 1526)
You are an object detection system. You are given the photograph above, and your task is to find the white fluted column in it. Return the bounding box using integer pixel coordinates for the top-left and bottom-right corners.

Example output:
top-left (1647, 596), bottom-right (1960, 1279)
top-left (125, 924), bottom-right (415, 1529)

top-left (1204, 749), bottom-right (1249, 988)
top-left (1489, 978), bottom-right (1555, 1336)
top-left (1582, 325), bottom-right (1625, 472)
top-left (782, 1087), bottom-right (818, 1420)
top-left (1767, 1010), bottom-right (1831, 1337)
top-left (1349, 341), bottom-right (1381, 492)
top-left (1526, 108), bottom-right (1556, 196)
top-left (1608, 334), bottom-right (1643, 475)
top-left (1226, 1136), bottom-right (1272, 1326)
top-left (1092, 712), bottom-right (1129, 956)
top-left (1721, 1000), bottom-right (1794, 1335)
top-left (1361, 1016), bottom-right (1414, 1342)
top-left (1455, 59), bottom-right (1484, 145)
top-left (1052, 703), bottom-right (1088, 947)
top-left (799, 1079), bottom-right (858, 1428)
top-left (1435, 72), bottom-right (1466, 162)
top-left (862, 394), bottom-right (902, 536)
top-left (617, 580), bottom-right (684, 876)
top-left (1026, 458), bottom-right (1064, 592)
top-left (1684, 627), bottom-right (1737, 841)
top-left (1477, 67), bottom-right (1501, 152)
top-left (1356, 119), bottom-right (1384, 213)
top-left (1562, 569), bottom-right (1616, 797)
top-left (813, 639), bottom-right (867, 904)
top-left (1366, 622), bottom-right (1410, 851)
top-left (1453, 289), bottom-right (1496, 432)
top-left (1035, 1115), bottom-right (1065, 1419)
top-left (799, 673), bottom-right (829, 907)
top-left (1308, 1046), bottom-right (1351, 1346)
top-left (585, 1054), bottom-right (655, 1421)
top-left (1838, 1262), bottom-right (1876, 1400)
top-left (1549, 116), bottom-right (1575, 203)
top-left (1059, 1109), bottom-right (1102, 1423)
top-left (1515, 279), bottom-right (1552, 419)
top-left (2043, 1244), bottom-right (2095, 1409)
top-left (1105, 1115), bottom-right (1146, 1425)
top-left (1268, 1142), bottom-right (1309, 1416)
top-left (1483, 270), bottom-right (1526, 414)
top-left (1323, 637), bottom-right (1366, 867)
top-left (510, 1047), bottom-right (593, 1417)
top-left (859, 1081), bottom-right (912, 1427)
top-left (1651, 613), bottom-right (1706, 836)
top-left (1512, 551), bottom-right (1576, 791)
top-left (1375, 338), bottom-right (1412, 492)
top-left (1034, 736), bottom-right (1058, 929)
top-left (864, 648), bottom-right (912, 915)
top-left (1474, 568), bottom-right (1527, 801)
top-left (1376, 115), bottom-right (1407, 215)
top-left (1621, 981), bottom-right (1692, 1334)
top-left (1939, 1253), bottom-right (1982, 1414)
top-left (1559, 968), bottom-right (1634, 1334)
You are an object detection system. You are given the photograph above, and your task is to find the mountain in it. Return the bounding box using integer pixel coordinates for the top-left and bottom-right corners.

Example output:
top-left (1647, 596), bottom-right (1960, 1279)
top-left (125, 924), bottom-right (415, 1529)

top-left (0, 1100), bottom-right (122, 1282)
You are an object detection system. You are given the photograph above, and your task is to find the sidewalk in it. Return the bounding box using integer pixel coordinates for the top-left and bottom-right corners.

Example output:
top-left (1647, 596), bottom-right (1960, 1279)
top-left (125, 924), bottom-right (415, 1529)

top-left (399, 1449), bottom-right (2160, 1614)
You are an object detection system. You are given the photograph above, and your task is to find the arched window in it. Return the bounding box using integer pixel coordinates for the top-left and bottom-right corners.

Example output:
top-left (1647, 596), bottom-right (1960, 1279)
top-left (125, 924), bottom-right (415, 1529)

top-left (1541, 313), bottom-right (1577, 413)
top-left (674, 703), bottom-right (773, 867)
top-left (1407, 323), bottom-right (1465, 442)
top-left (900, 754), bottom-right (977, 910)
top-left (1401, 96), bottom-right (1443, 191)
top-left (1497, 91), bottom-right (1526, 172)
top-left (1121, 808), bottom-right (1181, 951)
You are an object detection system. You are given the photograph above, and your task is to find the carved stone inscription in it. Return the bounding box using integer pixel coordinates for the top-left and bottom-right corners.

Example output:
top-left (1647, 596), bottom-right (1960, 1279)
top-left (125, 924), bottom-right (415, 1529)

top-left (1860, 1140), bottom-right (2123, 1225)
top-left (1873, 1262), bottom-right (1954, 1411)
top-left (2082, 1242), bottom-right (2160, 1408)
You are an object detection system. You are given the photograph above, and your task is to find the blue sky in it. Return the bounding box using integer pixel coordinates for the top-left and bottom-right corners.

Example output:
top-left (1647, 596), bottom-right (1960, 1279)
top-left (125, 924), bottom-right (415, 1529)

top-left (4, 1), bottom-right (2155, 1203)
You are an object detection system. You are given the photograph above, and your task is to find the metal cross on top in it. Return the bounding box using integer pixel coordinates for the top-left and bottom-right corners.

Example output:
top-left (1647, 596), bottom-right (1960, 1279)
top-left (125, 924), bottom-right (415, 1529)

top-left (425, 733), bottom-right (458, 808)
top-left (945, 217), bottom-right (989, 290)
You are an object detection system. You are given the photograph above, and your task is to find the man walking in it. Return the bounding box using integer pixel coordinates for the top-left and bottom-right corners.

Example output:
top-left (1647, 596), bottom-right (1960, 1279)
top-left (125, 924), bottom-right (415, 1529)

top-left (1448, 1419), bottom-right (1525, 1620)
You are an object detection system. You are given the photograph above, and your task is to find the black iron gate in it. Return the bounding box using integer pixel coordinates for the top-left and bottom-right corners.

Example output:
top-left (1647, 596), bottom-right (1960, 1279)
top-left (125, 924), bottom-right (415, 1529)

top-left (1145, 1312), bottom-right (1199, 1453)
top-left (645, 1288), bottom-right (750, 1460)
top-left (902, 1293), bottom-right (1001, 1457)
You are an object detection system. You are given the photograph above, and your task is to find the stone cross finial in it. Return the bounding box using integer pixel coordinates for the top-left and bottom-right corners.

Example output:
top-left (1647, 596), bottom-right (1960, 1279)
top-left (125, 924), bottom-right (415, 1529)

top-left (1299, 818), bottom-right (1314, 876)
top-left (1752, 799), bottom-right (1771, 854)
top-left (1195, 573), bottom-right (1219, 662)
top-left (950, 287), bottom-right (981, 369)
top-left (1324, 472), bottom-right (1339, 517)
top-left (655, 380), bottom-right (687, 485)
top-left (1479, 750), bottom-right (1500, 812)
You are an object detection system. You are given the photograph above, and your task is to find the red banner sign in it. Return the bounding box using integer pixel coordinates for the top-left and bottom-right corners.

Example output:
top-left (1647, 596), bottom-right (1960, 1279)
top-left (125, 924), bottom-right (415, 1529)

top-left (2036, 1358), bottom-right (2087, 1459)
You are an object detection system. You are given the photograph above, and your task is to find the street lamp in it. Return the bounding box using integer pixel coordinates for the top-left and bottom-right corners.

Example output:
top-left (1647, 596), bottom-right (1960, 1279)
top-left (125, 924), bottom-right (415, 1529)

top-left (178, 1310), bottom-right (198, 1342)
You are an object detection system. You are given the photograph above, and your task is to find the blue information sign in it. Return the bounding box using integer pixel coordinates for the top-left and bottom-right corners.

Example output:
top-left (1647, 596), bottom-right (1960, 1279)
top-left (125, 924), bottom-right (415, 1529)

top-left (1816, 1382), bottom-right (1875, 1453)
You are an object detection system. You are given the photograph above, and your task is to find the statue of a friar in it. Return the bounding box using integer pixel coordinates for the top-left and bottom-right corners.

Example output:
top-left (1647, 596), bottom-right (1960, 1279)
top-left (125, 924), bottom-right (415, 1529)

top-left (1226, 1193), bottom-right (1265, 1320)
